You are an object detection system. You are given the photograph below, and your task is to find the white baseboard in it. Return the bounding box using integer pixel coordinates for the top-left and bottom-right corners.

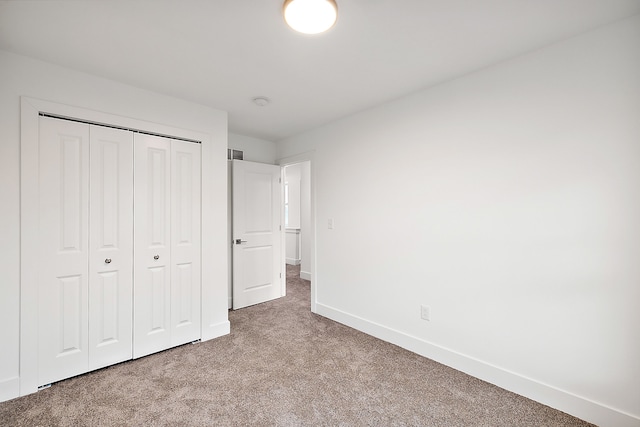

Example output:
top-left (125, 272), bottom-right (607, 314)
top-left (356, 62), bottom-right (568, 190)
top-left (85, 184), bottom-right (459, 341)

top-left (300, 270), bottom-right (311, 281)
top-left (201, 320), bottom-right (230, 342)
top-left (316, 302), bottom-right (639, 427)
top-left (0, 376), bottom-right (19, 403)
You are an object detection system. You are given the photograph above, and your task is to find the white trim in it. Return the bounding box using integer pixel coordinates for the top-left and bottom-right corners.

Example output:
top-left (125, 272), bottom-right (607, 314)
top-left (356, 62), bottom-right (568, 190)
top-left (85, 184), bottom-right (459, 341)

top-left (277, 152), bottom-right (316, 313)
top-left (201, 320), bottom-right (231, 342)
top-left (19, 96), bottom-right (224, 398)
top-left (300, 271), bottom-right (311, 281)
top-left (25, 98), bottom-right (209, 142)
top-left (227, 160), bottom-right (233, 310)
top-left (0, 377), bottom-right (19, 402)
top-left (20, 97), bottom-right (41, 397)
top-left (315, 302), bottom-right (640, 427)
top-left (280, 167), bottom-right (286, 297)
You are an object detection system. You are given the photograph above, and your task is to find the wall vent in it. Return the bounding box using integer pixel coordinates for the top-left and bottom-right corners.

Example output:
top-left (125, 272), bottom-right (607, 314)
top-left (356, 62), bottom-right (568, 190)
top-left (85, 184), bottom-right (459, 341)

top-left (227, 149), bottom-right (244, 160)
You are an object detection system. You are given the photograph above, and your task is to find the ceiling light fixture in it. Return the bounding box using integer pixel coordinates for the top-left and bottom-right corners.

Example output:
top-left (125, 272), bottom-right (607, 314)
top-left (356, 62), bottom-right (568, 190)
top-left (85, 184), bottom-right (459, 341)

top-left (283, 0), bottom-right (338, 35)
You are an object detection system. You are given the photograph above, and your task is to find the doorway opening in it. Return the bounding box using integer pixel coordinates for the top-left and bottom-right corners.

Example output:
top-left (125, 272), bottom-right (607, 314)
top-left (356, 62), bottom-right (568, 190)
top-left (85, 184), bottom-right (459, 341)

top-left (279, 154), bottom-right (316, 313)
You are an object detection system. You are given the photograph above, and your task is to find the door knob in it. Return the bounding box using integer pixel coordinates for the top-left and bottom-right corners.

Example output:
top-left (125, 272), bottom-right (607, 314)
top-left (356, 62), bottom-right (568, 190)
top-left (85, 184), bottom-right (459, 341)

top-left (235, 239), bottom-right (247, 244)
top-left (154, 255), bottom-right (160, 260)
top-left (105, 258), bottom-right (112, 264)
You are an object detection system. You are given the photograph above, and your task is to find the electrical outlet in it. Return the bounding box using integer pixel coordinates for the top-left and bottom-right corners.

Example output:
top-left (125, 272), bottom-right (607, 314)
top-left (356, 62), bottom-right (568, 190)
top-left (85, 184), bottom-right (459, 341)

top-left (420, 305), bottom-right (431, 321)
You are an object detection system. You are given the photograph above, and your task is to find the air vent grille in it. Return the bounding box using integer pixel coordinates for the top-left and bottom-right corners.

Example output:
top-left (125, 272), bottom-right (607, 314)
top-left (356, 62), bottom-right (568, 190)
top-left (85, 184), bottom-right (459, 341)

top-left (227, 149), bottom-right (244, 160)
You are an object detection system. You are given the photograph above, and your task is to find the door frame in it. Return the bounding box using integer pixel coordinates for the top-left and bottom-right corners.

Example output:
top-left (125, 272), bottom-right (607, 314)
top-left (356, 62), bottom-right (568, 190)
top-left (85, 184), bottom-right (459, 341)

top-left (19, 97), bottom-right (216, 397)
top-left (278, 152), bottom-right (317, 313)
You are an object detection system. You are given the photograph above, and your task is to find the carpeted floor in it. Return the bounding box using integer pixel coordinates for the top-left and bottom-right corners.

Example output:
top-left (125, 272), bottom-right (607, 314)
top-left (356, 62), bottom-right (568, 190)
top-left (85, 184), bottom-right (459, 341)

top-left (0, 264), bottom-right (594, 426)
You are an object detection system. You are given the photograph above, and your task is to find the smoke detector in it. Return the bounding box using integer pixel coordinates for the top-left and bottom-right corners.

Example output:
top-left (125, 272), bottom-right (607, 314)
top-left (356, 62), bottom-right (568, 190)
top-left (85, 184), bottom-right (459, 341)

top-left (252, 96), bottom-right (271, 107)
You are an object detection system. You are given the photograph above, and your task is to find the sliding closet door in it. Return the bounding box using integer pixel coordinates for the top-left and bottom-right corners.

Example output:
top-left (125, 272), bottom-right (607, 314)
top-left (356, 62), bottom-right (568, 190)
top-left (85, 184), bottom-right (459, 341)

top-left (88, 125), bottom-right (133, 370)
top-left (170, 141), bottom-right (201, 345)
top-left (38, 117), bottom-right (90, 385)
top-left (133, 134), bottom-right (172, 358)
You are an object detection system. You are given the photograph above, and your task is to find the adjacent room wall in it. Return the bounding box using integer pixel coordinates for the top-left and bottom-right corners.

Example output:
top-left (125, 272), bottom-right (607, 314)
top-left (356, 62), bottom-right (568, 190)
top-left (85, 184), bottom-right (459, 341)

top-left (276, 15), bottom-right (640, 427)
top-left (299, 162), bottom-right (312, 280)
top-left (284, 164), bottom-right (302, 266)
top-left (285, 163), bottom-right (302, 228)
top-left (0, 50), bottom-right (229, 401)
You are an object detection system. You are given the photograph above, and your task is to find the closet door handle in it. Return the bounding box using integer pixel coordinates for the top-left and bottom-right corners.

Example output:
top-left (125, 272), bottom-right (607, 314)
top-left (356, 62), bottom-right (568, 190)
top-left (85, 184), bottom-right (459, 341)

top-left (154, 255), bottom-right (160, 260)
top-left (104, 258), bottom-right (112, 264)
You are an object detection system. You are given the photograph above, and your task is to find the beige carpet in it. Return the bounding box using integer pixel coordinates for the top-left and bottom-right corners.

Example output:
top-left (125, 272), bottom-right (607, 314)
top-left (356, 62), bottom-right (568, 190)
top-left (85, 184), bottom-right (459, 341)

top-left (0, 264), bottom-right (594, 426)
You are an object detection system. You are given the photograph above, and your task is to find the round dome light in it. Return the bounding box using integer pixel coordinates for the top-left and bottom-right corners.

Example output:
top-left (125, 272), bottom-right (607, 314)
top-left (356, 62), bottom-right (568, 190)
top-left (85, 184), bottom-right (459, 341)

top-left (283, 0), bottom-right (338, 35)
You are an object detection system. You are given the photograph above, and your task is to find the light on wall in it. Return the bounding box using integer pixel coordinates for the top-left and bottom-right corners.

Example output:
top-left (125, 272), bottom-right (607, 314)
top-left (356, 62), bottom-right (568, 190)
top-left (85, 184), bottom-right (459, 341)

top-left (283, 0), bottom-right (338, 34)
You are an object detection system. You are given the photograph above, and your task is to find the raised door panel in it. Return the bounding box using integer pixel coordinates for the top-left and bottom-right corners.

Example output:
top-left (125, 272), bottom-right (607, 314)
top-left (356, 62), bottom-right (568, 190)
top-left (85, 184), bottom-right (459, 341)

top-left (88, 125), bottom-right (133, 370)
top-left (170, 141), bottom-right (201, 345)
top-left (38, 117), bottom-right (90, 385)
top-left (133, 134), bottom-right (171, 358)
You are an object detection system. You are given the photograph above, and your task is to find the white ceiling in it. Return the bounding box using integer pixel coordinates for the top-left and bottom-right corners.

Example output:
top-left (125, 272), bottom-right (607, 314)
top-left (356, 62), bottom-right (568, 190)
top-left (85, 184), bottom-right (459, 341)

top-left (1, 0), bottom-right (639, 141)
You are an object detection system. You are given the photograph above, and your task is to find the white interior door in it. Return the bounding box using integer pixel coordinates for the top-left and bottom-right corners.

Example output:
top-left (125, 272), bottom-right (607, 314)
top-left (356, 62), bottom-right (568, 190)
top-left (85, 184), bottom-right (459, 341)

top-left (170, 140), bottom-right (201, 345)
top-left (133, 134), bottom-right (172, 357)
top-left (232, 160), bottom-right (283, 309)
top-left (88, 125), bottom-right (133, 370)
top-left (38, 117), bottom-right (90, 385)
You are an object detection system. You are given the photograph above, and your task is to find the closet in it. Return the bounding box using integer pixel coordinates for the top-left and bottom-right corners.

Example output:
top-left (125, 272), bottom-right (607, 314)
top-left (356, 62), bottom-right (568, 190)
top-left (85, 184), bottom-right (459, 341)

top-left (36, 116), bottom-right (201, 387)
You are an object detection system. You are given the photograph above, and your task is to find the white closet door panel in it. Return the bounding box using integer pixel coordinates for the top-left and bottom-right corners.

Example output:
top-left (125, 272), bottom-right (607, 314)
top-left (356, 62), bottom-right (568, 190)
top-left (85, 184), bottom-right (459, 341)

top-left (88, 125), bottom-right (133, 370)
top-left (38, 117), bottom-right (90, 386)
top-left (170, 142), bottom-right (201, 345)
top-left (133, 134), bottom-right (171, 358)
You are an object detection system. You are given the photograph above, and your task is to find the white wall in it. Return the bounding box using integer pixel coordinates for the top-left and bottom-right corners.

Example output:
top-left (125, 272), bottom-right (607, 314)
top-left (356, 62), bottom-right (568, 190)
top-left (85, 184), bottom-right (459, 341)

top-left (299, 162), bottom-right (311, 280)
top-left (285, 163), bottom-right (302, 228)
top-left (276, 15), bottom-right (640, 427)
top-left (228, 132), bottom-right (277, 164)
top-left (0, 50), bottom-right (229, 401)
